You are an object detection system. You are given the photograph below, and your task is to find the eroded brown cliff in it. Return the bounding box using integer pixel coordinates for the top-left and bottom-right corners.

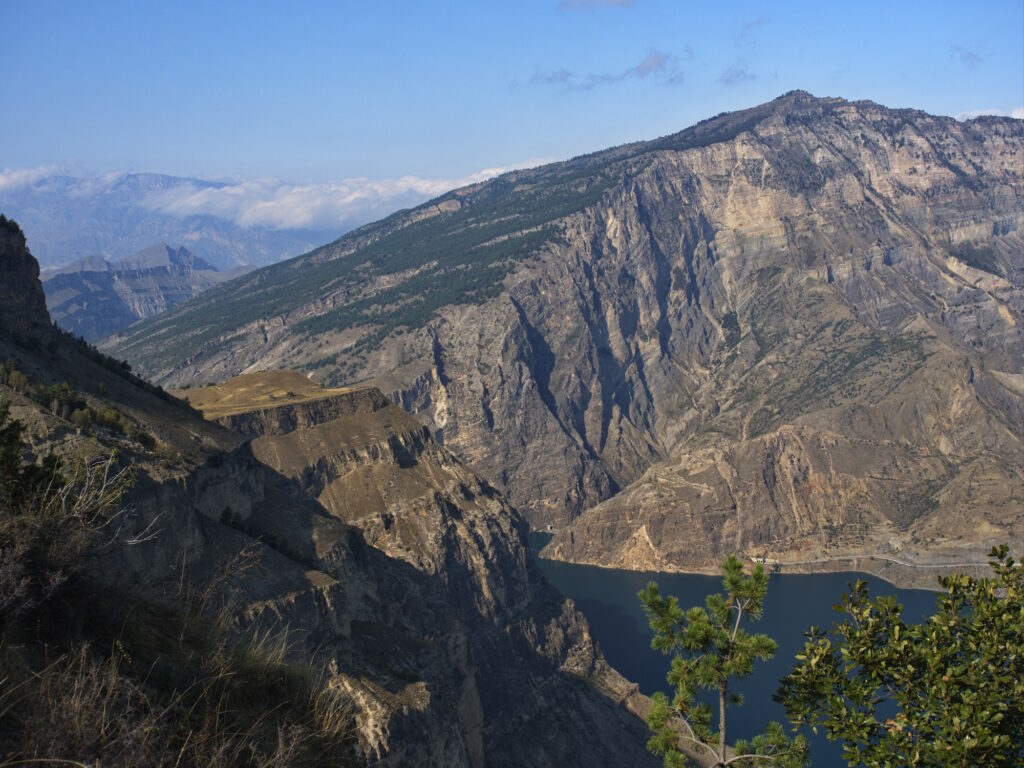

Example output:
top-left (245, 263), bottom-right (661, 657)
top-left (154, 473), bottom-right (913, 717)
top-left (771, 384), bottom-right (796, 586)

top-left (164, 371), bottom-right (659, 767)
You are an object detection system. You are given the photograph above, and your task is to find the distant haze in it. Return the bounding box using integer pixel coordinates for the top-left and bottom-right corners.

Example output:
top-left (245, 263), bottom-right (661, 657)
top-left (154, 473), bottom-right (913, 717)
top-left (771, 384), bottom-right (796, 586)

top-left (0, 171), bottom-right (386, 269)
top-left (0, 165), bottom-right (536, 269)
top-left (41, 243), bottom-right (247, 340)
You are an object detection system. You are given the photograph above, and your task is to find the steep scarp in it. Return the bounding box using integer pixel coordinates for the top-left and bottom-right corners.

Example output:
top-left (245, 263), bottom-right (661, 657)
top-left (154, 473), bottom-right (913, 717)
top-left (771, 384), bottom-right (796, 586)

top-left (107, 92), bottom-right (1024, 577)
top-left (1, 218), bottom-right (657, 767)
top-left (174, 370), bottom-right (658, 766)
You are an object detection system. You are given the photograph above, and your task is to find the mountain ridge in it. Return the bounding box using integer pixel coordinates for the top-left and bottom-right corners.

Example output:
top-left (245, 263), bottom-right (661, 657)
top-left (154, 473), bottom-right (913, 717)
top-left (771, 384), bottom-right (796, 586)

top-left (106, 92), bottom-right (1024, 579)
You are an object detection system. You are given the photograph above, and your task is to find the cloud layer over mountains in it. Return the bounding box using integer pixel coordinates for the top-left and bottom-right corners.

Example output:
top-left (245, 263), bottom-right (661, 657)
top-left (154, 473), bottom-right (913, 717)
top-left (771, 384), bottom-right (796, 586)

top-left (0, 163), bottom-right (536, 268)
top-left (133, 167), bottom-right (518, 231)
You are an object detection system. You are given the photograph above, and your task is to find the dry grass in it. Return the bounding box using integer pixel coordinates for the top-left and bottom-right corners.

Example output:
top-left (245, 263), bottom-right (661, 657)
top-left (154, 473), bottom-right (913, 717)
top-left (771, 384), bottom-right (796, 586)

top-left (0, 404), bottom-right (357, 767)
top-left (170, 371), bottom-right (352, 420)
top-left (0, 591), bottom-right (358, 768)
top-left (0, 452), bottom-right (133, 622)
top-left (9, 645), bottom-right (163, 767)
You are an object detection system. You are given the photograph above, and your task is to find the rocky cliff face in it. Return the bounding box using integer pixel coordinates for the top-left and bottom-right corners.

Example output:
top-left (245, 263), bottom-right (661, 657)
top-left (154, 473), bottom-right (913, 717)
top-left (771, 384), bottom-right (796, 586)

top-left (0, 216), bottom-right (50, 338)
top-left (107, 92), bottom-right (1024, 574)
top-left (1, 226), bottom-right (657, 767)
top-left (174, 371), bottom-right (655, 766)
top-left (41, 244), bottom-right (239, 340)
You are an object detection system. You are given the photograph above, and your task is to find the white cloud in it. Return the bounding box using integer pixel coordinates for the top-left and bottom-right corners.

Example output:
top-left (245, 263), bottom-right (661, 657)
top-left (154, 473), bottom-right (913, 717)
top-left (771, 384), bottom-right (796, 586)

top-left (0, 165), bottom-right (60, 192)
top-left (717, 59), bottom-right (755, 85)
top-left (955, 107), bottom-right (1024, 121)
top-left (949, 45), bottom-right (983, 69)
top-left (0, 160), bottom-right (551, 232)
top-left (737, 16), bottom-right (769, 46)
top-left (138, 163), bottom-right (544, 230)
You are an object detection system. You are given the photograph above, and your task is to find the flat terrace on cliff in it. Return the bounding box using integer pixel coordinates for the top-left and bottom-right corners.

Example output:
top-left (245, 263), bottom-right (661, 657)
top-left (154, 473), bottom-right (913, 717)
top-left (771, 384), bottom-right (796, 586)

top-left (172, 370), bottom-right (355, 419)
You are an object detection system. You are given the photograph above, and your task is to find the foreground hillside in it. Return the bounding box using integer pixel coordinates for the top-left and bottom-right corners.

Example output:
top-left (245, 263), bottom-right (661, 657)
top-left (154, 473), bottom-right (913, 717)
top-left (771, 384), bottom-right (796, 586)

top-left (107, 92), bottom-right (1024, 576)
top-left (0, 216), bottom-right (655, 766)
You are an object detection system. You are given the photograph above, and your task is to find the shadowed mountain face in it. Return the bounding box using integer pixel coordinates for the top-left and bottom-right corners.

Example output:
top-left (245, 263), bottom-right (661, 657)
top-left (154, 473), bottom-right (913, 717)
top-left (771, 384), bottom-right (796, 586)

top-left (1, 219), bottom-right (657, 766)
top-left (41, 244), bottom-right (250, 341)
top-left (173, 372), bottom-right (658, 766)
top-left (0, 216), bottom-right (50, 338)
top-left (107, 92), bottom-right (1024, 575)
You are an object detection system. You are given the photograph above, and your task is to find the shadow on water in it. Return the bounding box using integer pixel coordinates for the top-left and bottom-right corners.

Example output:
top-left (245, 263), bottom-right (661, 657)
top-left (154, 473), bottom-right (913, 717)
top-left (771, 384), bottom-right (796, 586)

top-left (529, 533), bottom-right (939, 768)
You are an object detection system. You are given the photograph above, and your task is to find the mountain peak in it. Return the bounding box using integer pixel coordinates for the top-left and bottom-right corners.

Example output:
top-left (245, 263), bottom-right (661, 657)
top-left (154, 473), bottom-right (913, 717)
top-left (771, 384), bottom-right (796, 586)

top-left (770, 88), bottom-right (819, 105)
top-left (118, 244), bottom-right (217, 273)
top-left (651, 90), bottom-right (851, 154)
top-left (40, 241), bottom-right (229, 341)
top-left (46, 244), bottom-right (219, 277)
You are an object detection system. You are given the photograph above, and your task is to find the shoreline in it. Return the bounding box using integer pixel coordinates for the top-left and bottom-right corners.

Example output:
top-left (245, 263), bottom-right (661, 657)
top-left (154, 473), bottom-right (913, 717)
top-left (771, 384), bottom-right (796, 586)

top-left (532, 545), bottom-right (998, 592)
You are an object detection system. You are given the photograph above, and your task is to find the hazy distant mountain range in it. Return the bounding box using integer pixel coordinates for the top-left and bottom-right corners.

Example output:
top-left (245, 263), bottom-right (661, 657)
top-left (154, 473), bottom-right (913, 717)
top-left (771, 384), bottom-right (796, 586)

top-left (0, 172), bottom-right (344, 270)
top-left (42, 244), bottom-right (250, 341)
top-left (0, 168), bottom-right (511, 271)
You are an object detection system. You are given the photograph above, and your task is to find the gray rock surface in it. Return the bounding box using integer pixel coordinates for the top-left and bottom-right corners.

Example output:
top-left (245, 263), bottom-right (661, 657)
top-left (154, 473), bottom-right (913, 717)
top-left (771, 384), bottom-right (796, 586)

top-left (108, 92), bottom-right (1024, 576)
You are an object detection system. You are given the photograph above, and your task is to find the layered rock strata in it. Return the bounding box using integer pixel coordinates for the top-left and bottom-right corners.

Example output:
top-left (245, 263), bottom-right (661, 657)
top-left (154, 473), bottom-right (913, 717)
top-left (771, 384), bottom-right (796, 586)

top-left (108, 93), bottom-right (1024, 574)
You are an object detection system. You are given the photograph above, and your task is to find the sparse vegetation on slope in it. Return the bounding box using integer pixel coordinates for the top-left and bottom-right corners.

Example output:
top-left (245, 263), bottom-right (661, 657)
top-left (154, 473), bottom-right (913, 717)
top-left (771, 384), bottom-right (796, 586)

top-left (0, 400), bottom-right (357, 767)
top-left (110, 162), bottom-right (623, 378)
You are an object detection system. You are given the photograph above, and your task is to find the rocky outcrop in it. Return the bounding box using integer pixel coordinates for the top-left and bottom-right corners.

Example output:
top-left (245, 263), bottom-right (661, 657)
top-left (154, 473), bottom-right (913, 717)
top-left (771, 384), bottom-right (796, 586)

top-left (107, 93), bottom-right (1024, 574)
top-left (176, 374), bottom-right (658, 765)
top-left (0, 215), bottom-right (51, 337)
top-left (221, 390), bottom-right (390, 437)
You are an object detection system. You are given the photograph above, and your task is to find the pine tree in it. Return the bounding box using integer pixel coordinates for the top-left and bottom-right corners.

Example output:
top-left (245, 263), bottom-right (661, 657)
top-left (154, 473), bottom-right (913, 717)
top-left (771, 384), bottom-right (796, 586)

top-left (640, 555), bottom-right (807, 768)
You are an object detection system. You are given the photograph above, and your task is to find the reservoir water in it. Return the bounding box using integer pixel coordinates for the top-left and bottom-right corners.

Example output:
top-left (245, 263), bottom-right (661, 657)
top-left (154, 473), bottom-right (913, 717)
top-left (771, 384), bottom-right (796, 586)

top-left (530, 534), bottom-right (940, 767)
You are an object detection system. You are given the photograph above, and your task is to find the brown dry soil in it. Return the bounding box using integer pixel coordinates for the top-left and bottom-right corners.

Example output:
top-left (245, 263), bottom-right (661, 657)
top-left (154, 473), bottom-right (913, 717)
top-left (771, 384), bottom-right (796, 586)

top-left (173, 370), bottom-right (353, 418)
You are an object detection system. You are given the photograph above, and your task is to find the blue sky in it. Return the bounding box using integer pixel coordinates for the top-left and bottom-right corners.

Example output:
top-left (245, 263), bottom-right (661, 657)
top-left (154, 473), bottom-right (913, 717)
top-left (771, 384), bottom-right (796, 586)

top-left (1, 0), bottom-right (1021, 230)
